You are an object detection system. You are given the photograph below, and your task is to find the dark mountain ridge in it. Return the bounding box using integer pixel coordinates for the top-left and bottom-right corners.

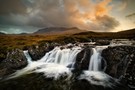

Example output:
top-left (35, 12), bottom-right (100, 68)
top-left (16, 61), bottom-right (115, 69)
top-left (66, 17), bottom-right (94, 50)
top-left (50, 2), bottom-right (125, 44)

top-left (33, 27), bottom-right (84, 34)
top-left (34, 27), bottom-right (135, 37)
top-left (0, 32), bottom-right (6, 35)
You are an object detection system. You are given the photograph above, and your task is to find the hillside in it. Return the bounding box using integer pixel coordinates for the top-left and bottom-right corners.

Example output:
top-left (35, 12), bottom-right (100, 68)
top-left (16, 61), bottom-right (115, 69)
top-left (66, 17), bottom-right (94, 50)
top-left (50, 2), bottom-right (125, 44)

top-left (33, 27), bottom-right (85, 35)
top-left (73, 28), bottom-right (135, 39)
top-left (117, 28), bottom-right (135, 34)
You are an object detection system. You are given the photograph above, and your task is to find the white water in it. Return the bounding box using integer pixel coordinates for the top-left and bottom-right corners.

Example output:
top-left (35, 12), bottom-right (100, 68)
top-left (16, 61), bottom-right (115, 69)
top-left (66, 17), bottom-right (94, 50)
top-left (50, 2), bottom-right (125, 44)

top-left (10, 45), bottom-right (108, 78)
top-left (8, 44), bottom-right (118, 87)
top-left (79, 71), bottom-right (118, 87)
top-left (39, 46), bottom-right (82, 67)
top-left (23, 50), bottom-right (32, 63)
top-left (9, 62), bottom-right (72, 80)
top-left (9, 46), bottom-right (82, 79)
top-left (89, 46), bottom-right (108, 71)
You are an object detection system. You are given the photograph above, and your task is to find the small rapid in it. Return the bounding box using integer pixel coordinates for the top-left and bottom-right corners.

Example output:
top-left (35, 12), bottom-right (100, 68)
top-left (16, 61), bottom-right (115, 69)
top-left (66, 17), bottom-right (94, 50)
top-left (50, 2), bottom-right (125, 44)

top-left (23, 50), bottom-right (32, 63)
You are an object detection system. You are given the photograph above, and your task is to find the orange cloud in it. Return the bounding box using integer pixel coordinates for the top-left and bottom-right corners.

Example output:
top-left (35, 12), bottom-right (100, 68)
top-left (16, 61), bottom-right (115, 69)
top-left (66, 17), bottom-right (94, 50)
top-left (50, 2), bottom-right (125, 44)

top-left (64, 0), bottom-right (116, 31)
top-left (95, 0), bottom-right (112, 17)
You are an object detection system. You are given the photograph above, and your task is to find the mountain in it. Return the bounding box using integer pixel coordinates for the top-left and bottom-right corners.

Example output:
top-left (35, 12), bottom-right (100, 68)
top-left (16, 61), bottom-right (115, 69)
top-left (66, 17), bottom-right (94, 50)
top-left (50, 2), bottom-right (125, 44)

top-left (0, 32), bottom-right (6, 35)
top-left (19, 33), bottom-right (29, 35)
top-left (33, 27), bottom-right (85, 34)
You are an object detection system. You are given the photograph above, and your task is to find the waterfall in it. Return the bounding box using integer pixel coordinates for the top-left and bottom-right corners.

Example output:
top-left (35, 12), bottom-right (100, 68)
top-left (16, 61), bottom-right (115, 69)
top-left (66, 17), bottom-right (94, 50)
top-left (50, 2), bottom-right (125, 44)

top-left (7, 44), bottom-right (120, 88)
top-left (23, 50), bottom-right (32, 63)
top-left (14, 45), bottom-right (108, 79)
top-left (9, 46), bottom-right (82, 79)
top-left (89, 48), bottom-right (101, 71)
top-left (39, 46), bottom-right (82, 67)
top-left (23, 45), bottom-right (108, 71)
top-left (89, 46), bottom-right (108, 71)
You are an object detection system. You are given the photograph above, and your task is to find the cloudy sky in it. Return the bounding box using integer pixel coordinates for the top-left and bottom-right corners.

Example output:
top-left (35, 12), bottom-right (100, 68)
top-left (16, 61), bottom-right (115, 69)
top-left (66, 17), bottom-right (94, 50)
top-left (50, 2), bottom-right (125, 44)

top-left (0, 0), bottom-right (135, 34)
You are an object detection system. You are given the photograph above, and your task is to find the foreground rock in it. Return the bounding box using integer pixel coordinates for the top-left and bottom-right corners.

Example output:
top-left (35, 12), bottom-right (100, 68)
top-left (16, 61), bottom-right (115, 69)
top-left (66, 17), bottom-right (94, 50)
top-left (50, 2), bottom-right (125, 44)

top-left (0, 73), bottom-right (129, 90)
top-left (0, 49), bottom-right (27, 77)
top-left (28, 43), bottom-right (56, 61)
top-left (74, 46), bottom-right (92, 71)
top-left (102, 46), bottom-right (135, 88)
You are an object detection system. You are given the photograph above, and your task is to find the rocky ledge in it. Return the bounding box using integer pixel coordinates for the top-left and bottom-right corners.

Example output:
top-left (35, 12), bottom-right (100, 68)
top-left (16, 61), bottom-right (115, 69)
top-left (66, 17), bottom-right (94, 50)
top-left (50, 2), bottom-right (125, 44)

top-left (102, 46), bottom-right (135, 88)
top-left (74, 46), bottom-right (92, 71)
top-left (28, 43), bottom-right (57, 61)
top-left (0, 49), bottom-right (28, 77)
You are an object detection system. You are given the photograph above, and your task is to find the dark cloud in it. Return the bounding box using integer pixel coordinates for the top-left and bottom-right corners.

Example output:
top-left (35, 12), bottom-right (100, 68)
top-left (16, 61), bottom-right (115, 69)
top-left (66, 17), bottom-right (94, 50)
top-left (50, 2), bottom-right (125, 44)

top-left (0, 0), bottom-right (26, 14)
top-left (96, 15), bottom-right (120, 31)
top-left (0, 0), bottom-right (121, 33)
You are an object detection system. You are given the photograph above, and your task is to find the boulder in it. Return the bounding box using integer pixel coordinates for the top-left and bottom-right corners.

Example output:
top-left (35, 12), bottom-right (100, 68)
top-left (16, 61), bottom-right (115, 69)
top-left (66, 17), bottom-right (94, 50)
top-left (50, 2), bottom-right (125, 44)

top-left (0, 49), bottom-right (28, 77)
top-left (28, 43), bottom-right (55, 61)
top-left (74, 46), bottom-right (92, 71)
top-left (102, 46), bottom-right (135, 87)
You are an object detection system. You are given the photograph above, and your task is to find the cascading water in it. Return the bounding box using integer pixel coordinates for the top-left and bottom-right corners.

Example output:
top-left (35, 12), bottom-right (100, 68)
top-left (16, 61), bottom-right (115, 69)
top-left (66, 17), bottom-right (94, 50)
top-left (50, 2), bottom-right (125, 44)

top-left (39, 46), bottom-right (82, 67)
top-left (8, 46), bottom-right (82, 79)
top-left (23, 50), bottom-right (32, 63)
top-left (7, 44), bottom-right (119, 88)
top-left (89, 46), bottom-right (108, 71)
top-left (11, 45), bottom-right (107, 76)
top-left (89, 48), bottom-right (101, 71)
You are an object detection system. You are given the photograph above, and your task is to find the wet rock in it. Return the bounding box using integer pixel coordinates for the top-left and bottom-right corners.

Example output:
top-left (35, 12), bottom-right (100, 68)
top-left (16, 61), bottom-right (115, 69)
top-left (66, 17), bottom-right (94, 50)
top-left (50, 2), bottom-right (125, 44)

top-left (28, 45), bottom-right (46, 61)
top-left (95, 40), bottom-right (110, 45)
top-left (0, 73), bottom-right (129, 90)
top-left (71, 79), bottom-right (128, 90)
top-left (0, 49), bottom-right (27, 77)
top-left (102, 46), bottom-right (135, 87)
top-left (28, 43), bottom-right (55, 61)
top-left (74, 46), bottom-right (92, 71)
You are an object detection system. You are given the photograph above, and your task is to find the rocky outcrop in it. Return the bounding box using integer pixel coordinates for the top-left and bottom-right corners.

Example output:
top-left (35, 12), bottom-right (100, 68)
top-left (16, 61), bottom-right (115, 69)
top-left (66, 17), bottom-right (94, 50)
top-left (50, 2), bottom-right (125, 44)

top-left (102, 46), bottom-right (135, 87)
top-left (95, 39), bottom-right (110, 45)
top-left (28, 43), bottom-right (55, 61)
top-left (74, 46), bottom-right (92, 71)
top-left (28, 45), bottom-right (46, 61)
top-left (0, 49), bottom-right (27, 77)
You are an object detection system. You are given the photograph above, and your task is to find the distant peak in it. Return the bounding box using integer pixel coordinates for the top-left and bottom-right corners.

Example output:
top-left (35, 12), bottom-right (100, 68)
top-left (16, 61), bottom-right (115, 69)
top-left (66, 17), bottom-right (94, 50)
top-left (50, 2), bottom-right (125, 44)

top-left (0, 32), bottom-right (6, 35)
top-left (33, 27), bottom-right (82, 34)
